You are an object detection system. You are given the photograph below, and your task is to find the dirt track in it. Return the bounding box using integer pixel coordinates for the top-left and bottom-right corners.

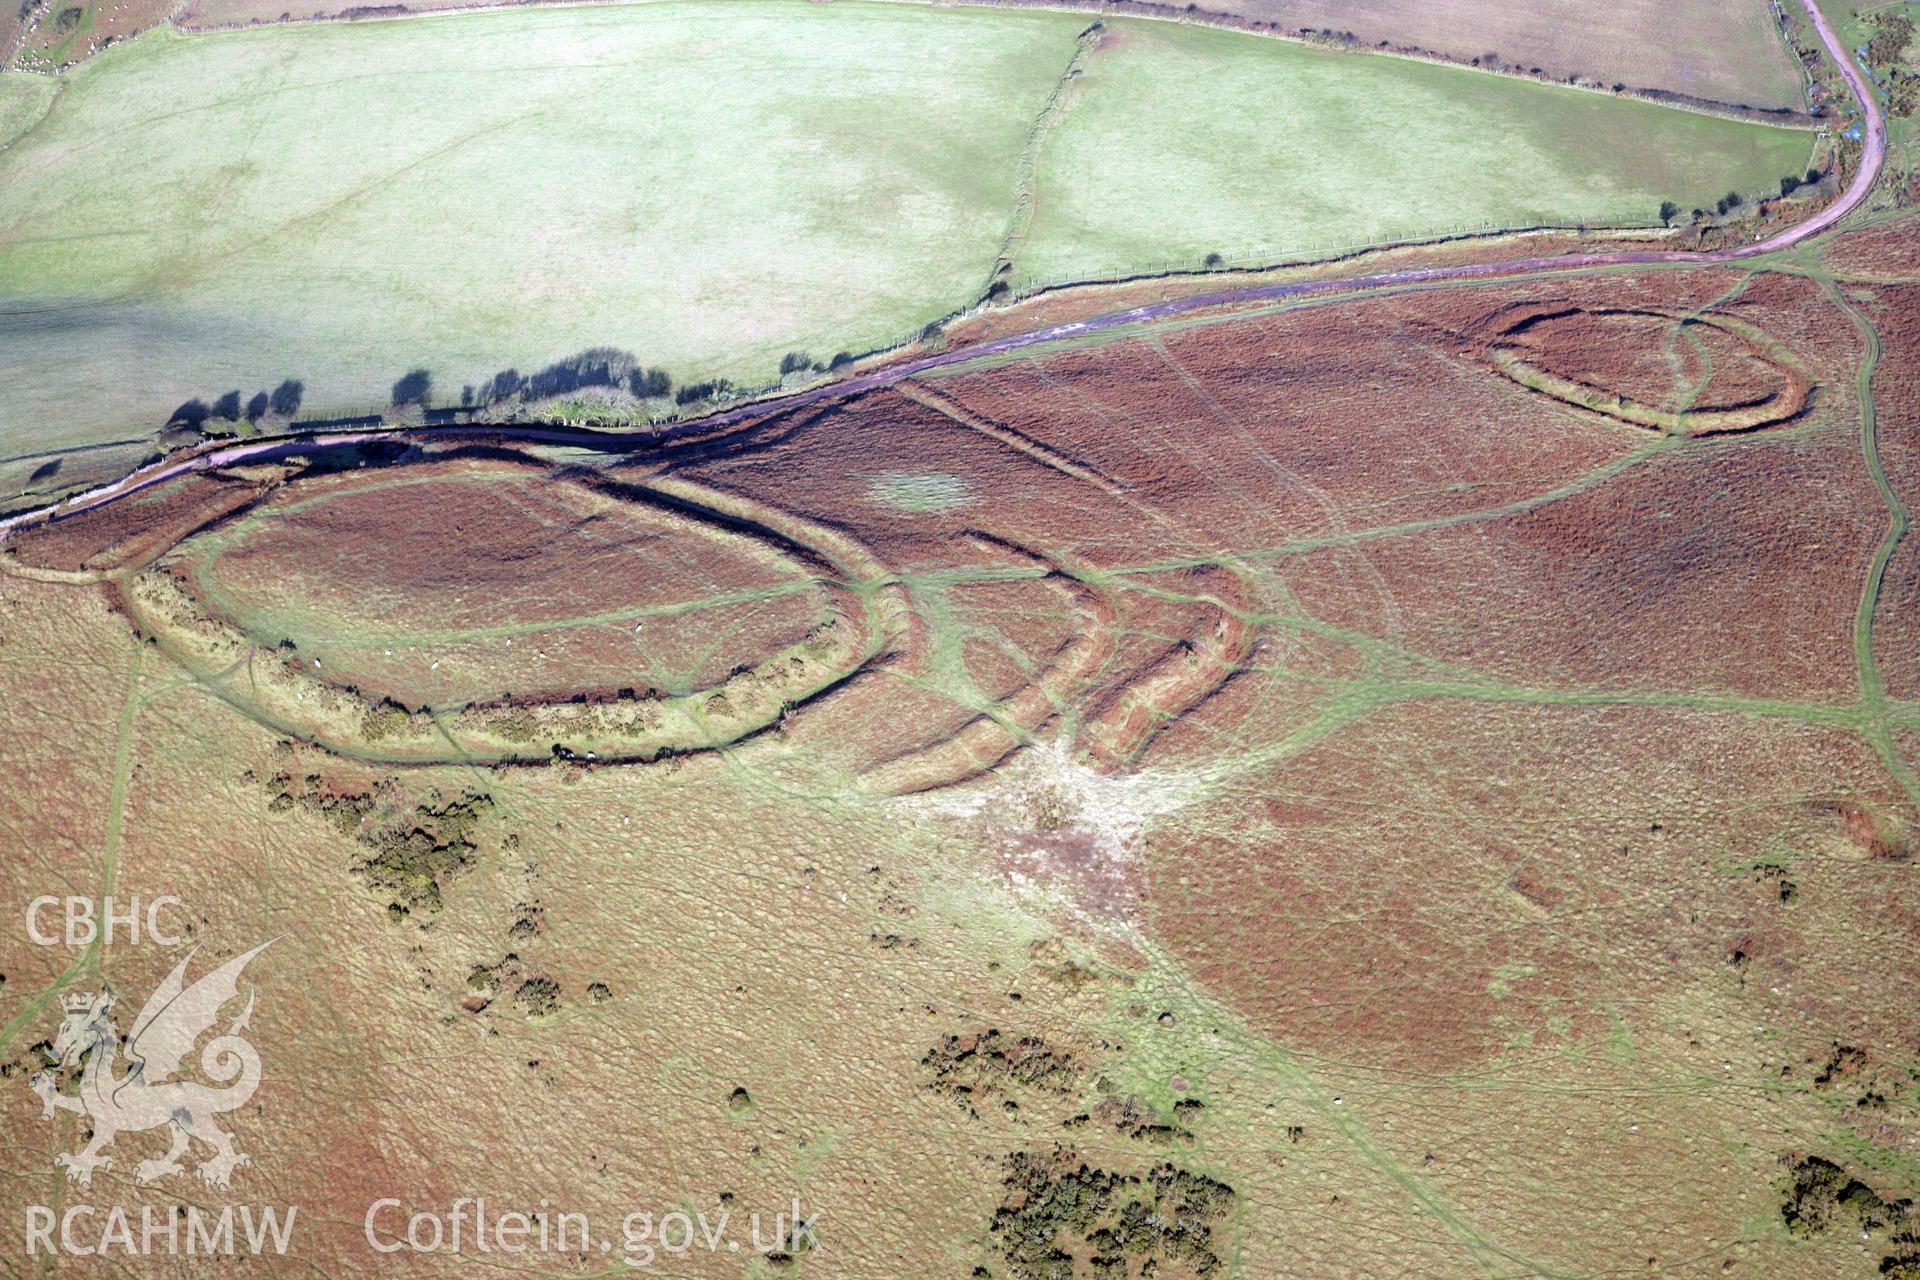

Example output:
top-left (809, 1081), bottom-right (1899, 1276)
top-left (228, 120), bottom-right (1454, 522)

top-left (0, 0), bottom-right (1882, 544)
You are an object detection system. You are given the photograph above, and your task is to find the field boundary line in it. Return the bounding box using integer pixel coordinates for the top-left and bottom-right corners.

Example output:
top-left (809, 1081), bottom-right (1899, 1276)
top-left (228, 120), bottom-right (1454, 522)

top-left (150, 0), bottom-right (1822, 129)
top-left (1, 0), bottom-right (1879, 551)
top-left (988, 17), bottom-right (1104, 291)
top-left (894, 380), bottom-right (1128, 497)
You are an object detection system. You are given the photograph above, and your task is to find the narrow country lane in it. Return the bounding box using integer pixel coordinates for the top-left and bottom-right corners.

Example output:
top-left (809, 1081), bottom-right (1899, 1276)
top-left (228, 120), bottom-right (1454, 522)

top-left (0, 0), bottom-right (1884, 543)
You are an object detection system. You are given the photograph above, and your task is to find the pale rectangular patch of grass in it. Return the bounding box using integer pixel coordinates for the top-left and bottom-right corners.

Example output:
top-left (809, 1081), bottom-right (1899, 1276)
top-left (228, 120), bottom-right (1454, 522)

top-left (1182, 0), bottom-right (1808, 113)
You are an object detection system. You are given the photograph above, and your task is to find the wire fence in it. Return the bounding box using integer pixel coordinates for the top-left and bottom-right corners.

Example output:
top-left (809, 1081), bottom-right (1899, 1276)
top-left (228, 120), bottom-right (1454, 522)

top-left (1004, 211), bottom-right (1670, 295)
top-left (270, 213), bottom-right (1676, 434)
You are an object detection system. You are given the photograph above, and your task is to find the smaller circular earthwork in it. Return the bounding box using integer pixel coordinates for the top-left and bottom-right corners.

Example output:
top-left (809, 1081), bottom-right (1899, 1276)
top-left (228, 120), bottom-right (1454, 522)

top-left (1484, 304), bottom-right (1812, 436)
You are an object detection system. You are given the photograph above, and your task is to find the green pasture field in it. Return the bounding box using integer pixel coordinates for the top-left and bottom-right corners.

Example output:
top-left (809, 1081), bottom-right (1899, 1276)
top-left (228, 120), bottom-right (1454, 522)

top-left (0, 72), bottom-right (57, 151)
top-left (0, 0), bottom-right (1814, 460)
top-left (1016, 20), bottom-right (1817, 287)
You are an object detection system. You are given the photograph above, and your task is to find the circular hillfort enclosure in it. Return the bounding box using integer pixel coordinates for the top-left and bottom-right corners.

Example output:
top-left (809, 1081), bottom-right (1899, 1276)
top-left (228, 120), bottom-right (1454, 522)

top-left (1481, 304), bottom-right (1814, 436)
top-left (175, 463), bottom-right (838, 708)
top-left (102, 455), bottom-right (907, 765)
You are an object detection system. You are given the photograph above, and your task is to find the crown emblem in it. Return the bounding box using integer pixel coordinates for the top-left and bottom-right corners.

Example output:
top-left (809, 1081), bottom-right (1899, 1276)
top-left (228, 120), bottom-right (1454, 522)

top-left (61, 992), bottom-right (95, 1013)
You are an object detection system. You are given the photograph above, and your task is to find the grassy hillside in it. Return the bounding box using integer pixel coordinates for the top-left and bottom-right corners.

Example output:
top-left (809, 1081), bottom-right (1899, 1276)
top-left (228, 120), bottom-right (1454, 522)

top-left (0, 0), bottom-right (1814, 457)
top-left (0, 70), bottom-right (58, 150)
top-left (171, 0), bottom-right (1809, 114)
top-left (1016, 20), bottom-right (1816, 287)
top-left (0, 3), bottom-right (1079, 452)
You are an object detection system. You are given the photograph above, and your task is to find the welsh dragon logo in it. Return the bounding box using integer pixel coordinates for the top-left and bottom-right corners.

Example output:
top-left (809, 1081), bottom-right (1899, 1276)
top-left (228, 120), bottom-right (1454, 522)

top-left (30, 939), bottom-right (278, 1189)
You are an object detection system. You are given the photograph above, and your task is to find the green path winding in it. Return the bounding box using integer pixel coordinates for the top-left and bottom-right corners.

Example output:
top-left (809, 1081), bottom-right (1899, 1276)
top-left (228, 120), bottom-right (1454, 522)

top-left (1816, 272), bottom-right (1920, 806)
